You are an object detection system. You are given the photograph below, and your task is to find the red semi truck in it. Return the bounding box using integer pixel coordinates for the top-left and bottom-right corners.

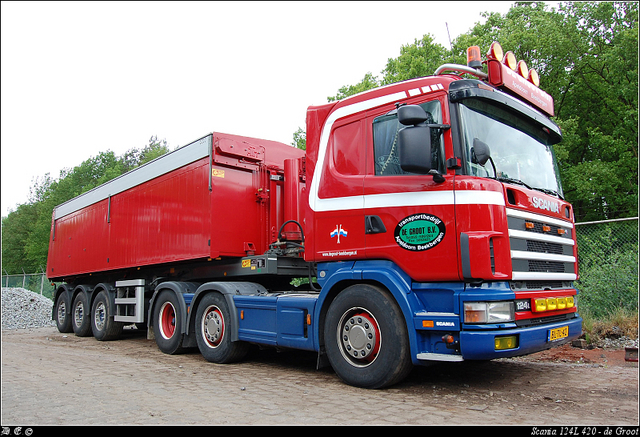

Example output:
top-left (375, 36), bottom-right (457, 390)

top-left (48, 42), bottom-right (582, 388)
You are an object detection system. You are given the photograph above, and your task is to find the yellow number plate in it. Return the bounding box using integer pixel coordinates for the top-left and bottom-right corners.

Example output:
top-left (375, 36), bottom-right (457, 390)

top-left (548, 326), bottom-right (569, 342)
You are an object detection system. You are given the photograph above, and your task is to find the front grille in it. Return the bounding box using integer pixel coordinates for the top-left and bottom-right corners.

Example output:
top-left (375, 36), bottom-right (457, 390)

top-left (529, 260), bottom-right (566, 273)
top-left (507, 208), bottom-right (577, 285)
top-left (527, 240), bottom-right (563, 254)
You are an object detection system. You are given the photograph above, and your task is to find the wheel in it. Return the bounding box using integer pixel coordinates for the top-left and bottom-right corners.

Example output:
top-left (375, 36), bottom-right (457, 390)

top-left (54, 291), bottom-right (73, 333)
top-left (71, 292), bottom-right (92, 337)
top-left (324, 284), bottom-right (413, 389)
top-left (91, 290), bottom-right (123, 341)
top-left (152, 290), bottom-right (185, 354)
top-left (195, 293), bottom-right (249, 364)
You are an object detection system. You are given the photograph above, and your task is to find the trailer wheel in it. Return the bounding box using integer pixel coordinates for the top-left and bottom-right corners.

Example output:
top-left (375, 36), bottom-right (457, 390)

top-left (152, 290), bottom-right (185, 354)
top-left (72, 292), bottom-right (92, 337)
top-left (324, 284), bottom-right (413, 389)
top-left (54, 292), bottom-right (73, 333)
top-left (195, 293), bottom-right (249, 364)
top-left (91, 290), bottom-right (123, 341)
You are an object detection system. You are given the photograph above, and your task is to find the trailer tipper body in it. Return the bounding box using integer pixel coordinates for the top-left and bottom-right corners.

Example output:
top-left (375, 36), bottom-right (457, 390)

top-left (48, 42), bottom-right (582, 388)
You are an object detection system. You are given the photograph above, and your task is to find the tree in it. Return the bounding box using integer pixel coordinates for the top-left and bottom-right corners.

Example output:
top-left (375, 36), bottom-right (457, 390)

top-left (327, 72), bottom-right (381, 102)
top-left (1, 203), bottom-right (39, 273)
top-left (292, 127), bottom-right (306, 150)
top-left (381, 34), bottom-right (451, 85)
top-left (121, 136), bottom-right (170, 172)
top-left (552, 2), bottom-right (638, 220)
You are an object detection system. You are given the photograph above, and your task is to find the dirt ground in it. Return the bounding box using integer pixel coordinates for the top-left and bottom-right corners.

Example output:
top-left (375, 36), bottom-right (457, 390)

top-left (1, 326), bottom-right (638, 426)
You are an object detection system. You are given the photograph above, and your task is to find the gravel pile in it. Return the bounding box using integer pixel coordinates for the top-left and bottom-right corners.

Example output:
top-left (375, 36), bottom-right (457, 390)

top-left (598, 336), bottom-right (638, 350)
top-left (1, 287), bottom-right (56, 330)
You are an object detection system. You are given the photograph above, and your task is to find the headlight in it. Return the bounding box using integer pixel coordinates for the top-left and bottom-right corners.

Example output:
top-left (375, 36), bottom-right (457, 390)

top-left (464, 301), bottom-right (515, 324)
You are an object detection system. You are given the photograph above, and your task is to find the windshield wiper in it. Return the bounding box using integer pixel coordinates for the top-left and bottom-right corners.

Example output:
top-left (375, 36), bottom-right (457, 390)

top-left (532, 186), bottom-right (564, 200)
top-left (496, 176), bottom-right (564, 200)
top-left (496, 176), bottom-right (532, 190)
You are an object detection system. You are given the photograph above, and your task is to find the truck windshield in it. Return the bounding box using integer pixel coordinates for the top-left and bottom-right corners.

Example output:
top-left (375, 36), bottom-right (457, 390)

top-left (459, 98), bottom-right (564, 198)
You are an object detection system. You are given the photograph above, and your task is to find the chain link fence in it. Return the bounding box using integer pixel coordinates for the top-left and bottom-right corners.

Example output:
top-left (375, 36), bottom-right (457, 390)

top-left (1, 270), bottom-right (56, 300)
top-left (575, 217), bottom-right (639, 318)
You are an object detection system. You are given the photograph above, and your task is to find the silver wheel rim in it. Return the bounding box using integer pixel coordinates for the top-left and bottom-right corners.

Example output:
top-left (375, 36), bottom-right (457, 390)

top-left (94, 301), bottom-right (106, 331)
top-left (336, 306), bottom-right (381, 368)
top-left (74, 300), bottom-right (84, 327)
top-left (201, 304), bottom-right (224, 348)
top-left (57, 300), bottom-right (67, 324)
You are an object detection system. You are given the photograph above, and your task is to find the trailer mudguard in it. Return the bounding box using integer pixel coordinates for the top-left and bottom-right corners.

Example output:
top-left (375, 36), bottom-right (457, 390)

top-left (92, 282), bottom-right (116, 301)
top-left (72, 284), bottom-right (94, 305)
top-left (186, 281), bottom-right (269, 342)
top-left (148, 281), bottom-right (199, 342)
top-left (52, 283), bottom-right (72, 321)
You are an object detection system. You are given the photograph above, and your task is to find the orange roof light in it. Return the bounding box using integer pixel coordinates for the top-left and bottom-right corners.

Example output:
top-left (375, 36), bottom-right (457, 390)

top-left (487, 41), bottom-right (504, 61)
top-left (503, 51), bottom-right (517, 70)
top-left (467, 45), bottom-right (482, 69)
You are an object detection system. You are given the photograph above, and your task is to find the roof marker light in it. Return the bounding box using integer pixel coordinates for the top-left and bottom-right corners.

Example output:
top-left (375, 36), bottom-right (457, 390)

top-left (528, 68), bottom-right (540, 87)
top-left (487, 41), bottom-right (504, 61)
top-left (503, 51), bottom-right (517, 70)
top-left (517, 60), bottom-right (529, 78)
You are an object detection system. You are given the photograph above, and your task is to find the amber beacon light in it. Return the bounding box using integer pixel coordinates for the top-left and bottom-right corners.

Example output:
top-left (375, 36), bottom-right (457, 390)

top-left (467, 45), bottom-right (482, 69)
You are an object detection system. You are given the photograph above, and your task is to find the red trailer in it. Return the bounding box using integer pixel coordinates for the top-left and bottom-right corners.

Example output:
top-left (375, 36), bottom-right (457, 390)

top-left (49, 132), bottom-right (305, 279)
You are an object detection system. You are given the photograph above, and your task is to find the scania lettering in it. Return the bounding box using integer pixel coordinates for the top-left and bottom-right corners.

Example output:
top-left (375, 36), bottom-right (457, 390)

top-left (533, 196), bottom-right (560, 213)
top-left (48, 42), bottom-right (582, 388)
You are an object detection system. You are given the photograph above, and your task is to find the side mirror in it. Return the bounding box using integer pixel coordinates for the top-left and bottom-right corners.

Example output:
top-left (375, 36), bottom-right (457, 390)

top-left (472, 138), bottom-right (491, 166)
top-left (397, 106), bottom-right (432, 173)
top-left (398, 105), bottom-right (429, 126)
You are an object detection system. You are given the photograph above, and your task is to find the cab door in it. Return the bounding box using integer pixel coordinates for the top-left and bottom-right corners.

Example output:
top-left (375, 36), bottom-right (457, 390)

top-left (363, 96), bottom-right (460, 282)
top-left (311, 116), bottom-right (366, 260)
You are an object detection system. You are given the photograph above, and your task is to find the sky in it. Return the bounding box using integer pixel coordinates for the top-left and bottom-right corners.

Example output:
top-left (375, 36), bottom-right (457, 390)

top-left (1, 1), bottom-right (515, 217)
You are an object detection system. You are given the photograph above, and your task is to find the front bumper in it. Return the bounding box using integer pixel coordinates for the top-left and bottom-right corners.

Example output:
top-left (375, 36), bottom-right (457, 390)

top-left (459, 315), bottom-right (583, 360)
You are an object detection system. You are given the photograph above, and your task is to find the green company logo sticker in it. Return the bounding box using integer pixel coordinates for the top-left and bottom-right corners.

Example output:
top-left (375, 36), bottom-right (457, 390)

top-left (394, 214), bottom-right (446, 251)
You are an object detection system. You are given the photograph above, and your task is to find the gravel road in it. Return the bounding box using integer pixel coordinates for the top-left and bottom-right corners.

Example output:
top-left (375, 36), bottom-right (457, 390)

top-left (1, 288), bottom-right (638, 426)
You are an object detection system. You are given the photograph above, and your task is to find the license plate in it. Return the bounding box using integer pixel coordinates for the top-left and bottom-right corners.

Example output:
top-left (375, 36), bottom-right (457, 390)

top-left (548, 326), bottom-right (569, 342)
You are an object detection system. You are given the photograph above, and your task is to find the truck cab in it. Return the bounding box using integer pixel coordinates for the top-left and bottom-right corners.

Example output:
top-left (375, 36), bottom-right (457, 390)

top-left (302, 42), bottom-right (581, 385)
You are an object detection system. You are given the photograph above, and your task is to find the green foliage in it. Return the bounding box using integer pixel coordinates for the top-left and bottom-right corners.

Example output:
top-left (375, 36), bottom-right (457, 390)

top-left (381, 34), bottom-right (451, 85)
top-left (1, 203), bottom-right (39, 273)
top-left (327, 72), bottom-right (381, 103)
top-left (1, 136), bottom-right (170, 274)
top-left (292, 127), bottom-right (306, 150)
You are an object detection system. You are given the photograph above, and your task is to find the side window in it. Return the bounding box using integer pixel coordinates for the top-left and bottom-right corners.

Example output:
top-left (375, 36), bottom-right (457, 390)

top-left (373, 100), bottom-right (444, 175)
top-left (332, 120), bottom-right (363, 176)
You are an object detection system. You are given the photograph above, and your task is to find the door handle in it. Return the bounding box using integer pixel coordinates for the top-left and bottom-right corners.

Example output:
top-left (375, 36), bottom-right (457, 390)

top-left (365, 215), bottom-right (387, 234)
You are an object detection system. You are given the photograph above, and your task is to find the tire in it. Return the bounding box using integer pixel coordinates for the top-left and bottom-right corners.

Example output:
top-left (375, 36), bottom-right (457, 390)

top-left (54, 291), bottom-right (73, 333)
top-left (91, 290), bottom-right (123, 341)
top-left (71, 292), bottom-right (92, 337)
top-left (195, 292), bottom-right (249, 364)
top-left (152, 290), bottom-right (186, 354)
top-left (324, 284), bottom-right (413, 389)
